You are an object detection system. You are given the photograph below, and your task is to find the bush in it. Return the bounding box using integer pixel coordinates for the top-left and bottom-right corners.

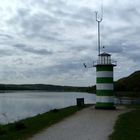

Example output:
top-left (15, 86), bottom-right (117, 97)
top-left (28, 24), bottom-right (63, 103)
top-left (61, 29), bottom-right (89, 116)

top-left (13, 122), bottom-right (26, 131)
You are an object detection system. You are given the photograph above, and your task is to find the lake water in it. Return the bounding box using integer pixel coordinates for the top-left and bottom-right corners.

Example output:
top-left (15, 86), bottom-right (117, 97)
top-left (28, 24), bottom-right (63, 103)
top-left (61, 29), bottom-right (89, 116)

top-left (0, 91), bottom-right (95, 124)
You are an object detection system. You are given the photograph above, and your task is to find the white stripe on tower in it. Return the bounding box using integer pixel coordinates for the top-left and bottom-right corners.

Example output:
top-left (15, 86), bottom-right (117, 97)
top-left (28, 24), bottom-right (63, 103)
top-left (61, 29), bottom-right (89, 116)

top-left (96, 83), bottom-right (113, 90)
top-left (96, 96), bottom-right (114, 103)
top-left (96, 71), bottom-right (113, 78)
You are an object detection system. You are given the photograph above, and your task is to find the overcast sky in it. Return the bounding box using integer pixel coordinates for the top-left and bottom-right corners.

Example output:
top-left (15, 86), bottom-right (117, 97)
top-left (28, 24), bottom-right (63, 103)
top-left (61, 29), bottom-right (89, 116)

top-left (0, 0), bottom-right (140, 86)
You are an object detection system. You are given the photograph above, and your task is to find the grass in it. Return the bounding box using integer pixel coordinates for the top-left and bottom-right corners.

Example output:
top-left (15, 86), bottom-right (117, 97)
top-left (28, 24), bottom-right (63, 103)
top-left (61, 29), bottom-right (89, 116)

top-left (109, 105), bottom-right (140, 140)
top-left (0, 105), bottom-right (89, 140)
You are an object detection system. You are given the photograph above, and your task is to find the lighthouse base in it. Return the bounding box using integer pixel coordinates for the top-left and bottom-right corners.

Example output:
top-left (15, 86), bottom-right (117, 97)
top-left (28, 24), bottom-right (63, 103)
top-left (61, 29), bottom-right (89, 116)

top-left (95, 106), bottom-right (116, 110)
top-left (95, 103), bottom-right (116, 110)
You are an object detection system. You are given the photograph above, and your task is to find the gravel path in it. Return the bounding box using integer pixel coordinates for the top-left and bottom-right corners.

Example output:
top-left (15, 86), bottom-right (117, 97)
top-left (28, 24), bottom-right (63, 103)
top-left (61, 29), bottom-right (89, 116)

top-left (27, 106), bottom-right (128, 140)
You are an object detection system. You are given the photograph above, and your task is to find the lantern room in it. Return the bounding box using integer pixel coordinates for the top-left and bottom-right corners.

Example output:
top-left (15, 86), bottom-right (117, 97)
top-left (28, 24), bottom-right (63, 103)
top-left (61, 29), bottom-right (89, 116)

top-left (97, 52), bottom-right (116, 66)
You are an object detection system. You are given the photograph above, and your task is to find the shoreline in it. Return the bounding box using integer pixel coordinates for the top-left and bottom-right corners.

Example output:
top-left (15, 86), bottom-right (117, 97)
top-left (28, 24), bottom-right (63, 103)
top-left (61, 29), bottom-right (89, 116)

top-left (0, 105), bottom-right (89, 140)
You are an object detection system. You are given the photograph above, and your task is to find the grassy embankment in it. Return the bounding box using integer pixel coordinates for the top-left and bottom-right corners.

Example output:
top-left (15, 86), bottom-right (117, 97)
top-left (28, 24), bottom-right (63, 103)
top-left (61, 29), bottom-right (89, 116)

top-left (0, 105), bottom-right (88, 140)
top-left (109, 71), bottom-right (140, 139)
top-left (109, 105), bottom-right (140, 140)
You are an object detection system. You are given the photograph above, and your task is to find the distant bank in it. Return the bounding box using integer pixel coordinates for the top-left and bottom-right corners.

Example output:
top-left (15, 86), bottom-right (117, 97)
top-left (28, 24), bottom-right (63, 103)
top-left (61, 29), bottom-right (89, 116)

top-left (0, 84), bottom-right (95, 93)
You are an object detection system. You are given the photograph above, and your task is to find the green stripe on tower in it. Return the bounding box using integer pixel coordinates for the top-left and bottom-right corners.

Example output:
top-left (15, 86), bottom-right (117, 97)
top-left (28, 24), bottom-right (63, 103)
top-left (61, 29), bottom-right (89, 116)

top-left (96, 102), bottom-right (114, 107)
top-left (96, 77), bottom-right (113, 83)
top-left (96, 90), bottom-right (114, 96)
top-left (96, 66), bottom-right (113, 71)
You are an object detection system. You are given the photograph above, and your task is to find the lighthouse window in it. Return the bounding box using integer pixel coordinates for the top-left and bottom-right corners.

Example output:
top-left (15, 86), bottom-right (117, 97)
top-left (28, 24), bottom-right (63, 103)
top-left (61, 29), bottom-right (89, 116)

top-left (105, 56), bottom-right (108, 64)
top-left (105, 56), bottom-right (107, 64)
top-left (104, 56), bottom-right (106, 64)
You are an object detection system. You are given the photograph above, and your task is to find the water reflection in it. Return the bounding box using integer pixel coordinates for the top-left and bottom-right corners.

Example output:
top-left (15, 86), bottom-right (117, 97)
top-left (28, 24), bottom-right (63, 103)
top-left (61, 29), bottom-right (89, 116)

top-left (0, 91), bottom-right (95, 124)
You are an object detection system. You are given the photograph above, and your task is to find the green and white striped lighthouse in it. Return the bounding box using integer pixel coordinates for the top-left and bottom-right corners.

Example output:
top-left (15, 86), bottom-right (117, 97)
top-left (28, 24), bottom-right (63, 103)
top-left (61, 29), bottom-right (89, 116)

top-left (94, 52), bottom-right (116, 109)
top-left (93, 11), bottom-right (117, 109)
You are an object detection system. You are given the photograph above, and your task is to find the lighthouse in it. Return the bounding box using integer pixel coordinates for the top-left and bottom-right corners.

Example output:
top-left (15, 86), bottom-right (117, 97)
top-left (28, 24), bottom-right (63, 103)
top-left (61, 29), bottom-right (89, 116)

top-left (94, 52), bottom-right (116, 109)
top-left (94, 11), bottom-right (117, 109)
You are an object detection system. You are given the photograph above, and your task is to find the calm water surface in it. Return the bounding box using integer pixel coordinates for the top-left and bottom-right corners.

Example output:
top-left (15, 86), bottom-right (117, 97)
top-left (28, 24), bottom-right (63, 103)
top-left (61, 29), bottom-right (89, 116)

top-left (0, 91), bottom-right (95, 124)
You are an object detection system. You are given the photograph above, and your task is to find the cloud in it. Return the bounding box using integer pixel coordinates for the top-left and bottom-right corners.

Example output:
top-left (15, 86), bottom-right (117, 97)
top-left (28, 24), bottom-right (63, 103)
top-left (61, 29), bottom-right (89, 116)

top-left (0, 33), bottom-right (13, 39)
top-left (13, 43), bottom-right (53, 55)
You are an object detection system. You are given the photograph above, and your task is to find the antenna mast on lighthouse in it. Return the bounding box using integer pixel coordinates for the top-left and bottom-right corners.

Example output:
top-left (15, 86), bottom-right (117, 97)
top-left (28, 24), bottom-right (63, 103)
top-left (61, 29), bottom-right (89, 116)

top-left (95, 7), bottom-right (103, 55)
